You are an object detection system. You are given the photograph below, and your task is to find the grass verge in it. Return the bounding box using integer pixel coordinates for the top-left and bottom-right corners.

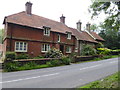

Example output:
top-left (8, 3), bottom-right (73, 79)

top-left (78, 71), bottom-right (119, 88)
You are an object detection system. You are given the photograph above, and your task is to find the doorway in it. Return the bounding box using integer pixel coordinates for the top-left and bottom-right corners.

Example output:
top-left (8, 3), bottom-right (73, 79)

top-left (60, 45), bottom-right (64, 54)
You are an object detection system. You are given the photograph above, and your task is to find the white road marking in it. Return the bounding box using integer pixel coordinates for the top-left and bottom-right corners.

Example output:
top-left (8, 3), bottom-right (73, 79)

top-left (109, 61), bottom-right (118, 63)
top-left (80, 64), bottom-right (102, 71)
top-left (0, 73), bottom-right (59, 84)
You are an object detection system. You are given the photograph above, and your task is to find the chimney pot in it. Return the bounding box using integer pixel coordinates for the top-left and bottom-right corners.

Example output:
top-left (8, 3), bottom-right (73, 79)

top-left (76, 20), bottom-right (82, 31)
top-left (86, 22), bottom-right (91, 32)
top-left (60, 14), bottom-right (65, 24)
top-left (25, 2), bottom-right (32, 15)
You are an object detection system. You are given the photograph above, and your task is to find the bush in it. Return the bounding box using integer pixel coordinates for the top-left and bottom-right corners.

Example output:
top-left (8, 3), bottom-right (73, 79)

top-left (45, 48), bottom-right (63, 58)
top-left (5, 52), bottom-right (16, 61)
top-left (16, 53), bottom-right (29, 59)
top-left (81, 45), bottom-right (97, 56)
top-left (97, 48), bottom-right (111, 55)
top-left (33, 55), bottom-right (44, 59)
top-left (61, 56), bottom-right (71, 65)
top-left (46, 60), bottom-right (61, 67)
top-left (20, 61), bottom-right (37, 70)
top-left (96, 42), bottom-right (104, 48)
top-left (4, 61), bottom-right (20, 72)
top-left (110, 49), bottom-right (120, 55)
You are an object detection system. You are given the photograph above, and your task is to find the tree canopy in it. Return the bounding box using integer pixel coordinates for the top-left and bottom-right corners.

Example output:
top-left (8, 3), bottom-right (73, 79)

top-left (89, 1), bottom-right (120, 49)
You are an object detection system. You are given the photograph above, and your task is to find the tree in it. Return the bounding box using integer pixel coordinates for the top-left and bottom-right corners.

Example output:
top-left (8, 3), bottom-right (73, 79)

top-left (90, 24), bottom-right (97, 32)
top-left (89, 1), bottom-right (120, 49)
top-left (99, 23), bottom-right (120, 49)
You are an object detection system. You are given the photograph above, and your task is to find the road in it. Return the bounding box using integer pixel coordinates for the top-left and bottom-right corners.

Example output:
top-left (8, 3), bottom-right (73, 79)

top-left (1, 57), bottom-right (119, 88)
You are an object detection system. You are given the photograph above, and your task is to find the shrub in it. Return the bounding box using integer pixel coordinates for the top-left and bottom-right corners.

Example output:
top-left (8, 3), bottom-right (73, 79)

top-left (33, 55), bottom-right (44, 59)
top-left (81, 45), bottom-right (97, 56)
top-left (97, 48), bottom-right (111, 55)
top-left (61, 56), bottom-right (71, 65)
top-left (44, 48), bottom-right (63, 58)
top-left (16, 53), bottom-right (29, 59)
top-left (46, 60), bottom-right (61, 67)
top-left (4, 61), bottom-right (20, 72)
top-left (96, 42), bottom-right (104, 48)
top-left (20, 61), bottom-right (37, 70)
top-left (110, 49), bottom-right (120, 55)
top-left (5, 52), bottom-right (16, 61)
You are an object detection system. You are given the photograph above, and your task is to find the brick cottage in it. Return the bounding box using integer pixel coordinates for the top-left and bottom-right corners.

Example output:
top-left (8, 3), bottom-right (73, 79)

top-left (3, 2), bottom-right (104, 57)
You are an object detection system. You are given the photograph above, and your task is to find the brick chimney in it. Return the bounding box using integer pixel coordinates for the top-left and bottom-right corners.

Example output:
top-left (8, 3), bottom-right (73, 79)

top-left (76, 20), bottom-right (82, 31)
top-left (60, 14), bottom-right (65, 24)
top-left (86, 22), bottom-right (91, 32)
top-left (25, 2), bottom-right (32, 15)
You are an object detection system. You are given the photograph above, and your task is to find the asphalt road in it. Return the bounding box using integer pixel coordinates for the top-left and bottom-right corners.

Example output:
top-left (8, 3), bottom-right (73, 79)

top-left (1, 57), bottom-right (119, 88)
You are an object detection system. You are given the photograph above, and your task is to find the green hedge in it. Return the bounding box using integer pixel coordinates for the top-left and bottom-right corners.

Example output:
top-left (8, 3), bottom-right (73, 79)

top-left (5, 52), bottom-right (16, 61)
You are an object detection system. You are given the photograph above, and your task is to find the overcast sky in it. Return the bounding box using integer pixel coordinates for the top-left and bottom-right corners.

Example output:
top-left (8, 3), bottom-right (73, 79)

top-left (0, 0), bottom-right (105, 29)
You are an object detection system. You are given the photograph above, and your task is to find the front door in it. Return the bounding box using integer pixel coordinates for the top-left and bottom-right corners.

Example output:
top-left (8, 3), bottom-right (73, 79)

top-left (60, 45), bottom-right (64, 54)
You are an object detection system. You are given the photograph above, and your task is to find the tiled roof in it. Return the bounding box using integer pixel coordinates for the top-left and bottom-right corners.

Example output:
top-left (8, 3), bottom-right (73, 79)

top-left (90, 32), bottom-right (105, 41)
top-left (69, 27), bottom-right (98, 43)
top-left (4, 11), bottom-right (73, 34)
top-left (4, 11), bottom-right (104, 43)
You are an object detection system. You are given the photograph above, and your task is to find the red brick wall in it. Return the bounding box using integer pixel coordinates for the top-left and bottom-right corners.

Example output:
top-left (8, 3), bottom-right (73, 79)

top-left (4, 23), bottom-right (76, 57)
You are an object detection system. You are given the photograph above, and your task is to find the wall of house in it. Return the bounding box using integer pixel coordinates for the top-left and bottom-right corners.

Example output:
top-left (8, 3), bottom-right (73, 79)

top-left (4, 23), bottom-right (76, 57)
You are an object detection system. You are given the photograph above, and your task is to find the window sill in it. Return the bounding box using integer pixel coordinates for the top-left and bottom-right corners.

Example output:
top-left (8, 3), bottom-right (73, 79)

top-left (15, 50), bottom-right (27, 52)
top-left (41, 51), bottom-right (48, 53)
top-left (44, 35), bottom-right (50, 37)
top-left (66, 52), bottom-right (71, 54)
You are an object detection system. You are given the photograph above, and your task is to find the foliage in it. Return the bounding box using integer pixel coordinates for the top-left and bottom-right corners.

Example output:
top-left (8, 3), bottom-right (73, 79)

top-left (16, 53), bottom-right (29, 59)
top-left (81, 45), bottom-right (97, 56)
top-left (99, 23), bottom-right (120, 49)
top-left (33, 55), bottom-right (44, 59)
top-left (44, 48), bottom-right (63, 58)
top-left (90, 24), bottom-right (98, 32)
top-left (5, 52), bottom-right (16, 61)
top-left (46, 60), bottom-right (61, 67)
top-left (4, 61), bottom-right (20, 72)
top-left (89, 1), bottom-right (120, 49)
top-left (97, 48), bottom-right (111, 55)
top-left (61, 56), bottom-right (71, 65)
top-left (97, 48), bottom-right (120, 55)
top-left (95, 42), bottom-right (104, 48)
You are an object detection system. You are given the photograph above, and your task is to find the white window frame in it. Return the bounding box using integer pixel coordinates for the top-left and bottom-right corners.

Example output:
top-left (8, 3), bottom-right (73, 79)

top-left (58, 34), bottom-right (60, 42)
top-left (15, 42), bottom-right (28, 52)
top-left (44, 27), bottom-right (50, 36)
top-left (66, 46), bottom-right (71, 53)
top-left (41, 44), bottom-right (50, 52)
top-left (67, 33), bottom-right (71, 39)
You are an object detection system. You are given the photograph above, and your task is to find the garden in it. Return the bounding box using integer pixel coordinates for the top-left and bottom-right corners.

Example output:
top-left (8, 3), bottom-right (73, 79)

top-left (3, 44), bottom-right (120, 72)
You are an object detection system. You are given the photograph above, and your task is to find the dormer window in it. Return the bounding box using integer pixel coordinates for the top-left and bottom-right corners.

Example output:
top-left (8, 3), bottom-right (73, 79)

top-left (67, 32), bottom-right (71, 39)
top-left (43, 26), bottom-right (50, 36)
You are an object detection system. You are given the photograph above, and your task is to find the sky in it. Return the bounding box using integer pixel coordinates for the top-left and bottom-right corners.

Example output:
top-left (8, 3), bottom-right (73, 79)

top-left (0, 0), bottom-right (106, 29)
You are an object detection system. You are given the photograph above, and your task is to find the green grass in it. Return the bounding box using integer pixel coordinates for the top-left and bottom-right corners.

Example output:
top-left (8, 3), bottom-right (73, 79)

top-left (79, 72), bottom-right (119, 88)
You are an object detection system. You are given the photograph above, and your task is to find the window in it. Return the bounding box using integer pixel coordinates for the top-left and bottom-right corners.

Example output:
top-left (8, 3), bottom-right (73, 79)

top-left (43, 27), bottom-right (50, 36)
top-left (41, 44), bottom-right (50, 52)
top-left (66, 46), bottom-right (71, 53)
top-left (58, 34), bottom-right (60, 42)
top-left (15, 42), bottom-right (27, 52)
top-left (67, 33), bottom-right (71, 39)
